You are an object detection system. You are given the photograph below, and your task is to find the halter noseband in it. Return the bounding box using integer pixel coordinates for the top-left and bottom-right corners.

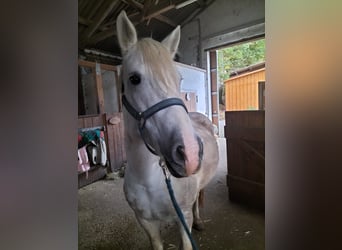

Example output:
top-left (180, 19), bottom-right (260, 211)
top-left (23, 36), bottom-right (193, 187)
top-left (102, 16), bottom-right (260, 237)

top-left (122, 94), bottom-right (188, 155)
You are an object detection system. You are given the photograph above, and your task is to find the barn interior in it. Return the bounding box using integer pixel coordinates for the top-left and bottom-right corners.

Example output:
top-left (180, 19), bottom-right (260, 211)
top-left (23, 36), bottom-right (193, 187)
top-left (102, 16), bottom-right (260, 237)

top-left (78, 0), bottom-right (265, 249)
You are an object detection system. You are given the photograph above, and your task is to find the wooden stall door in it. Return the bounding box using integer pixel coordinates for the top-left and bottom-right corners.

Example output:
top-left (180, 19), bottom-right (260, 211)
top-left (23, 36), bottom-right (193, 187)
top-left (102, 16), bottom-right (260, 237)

top-left (106, 112), bottom-right (126, 172)
top-left (78, 114), bottom-right (109, 188)
top-left (225, 111), bottom-right (265, 210)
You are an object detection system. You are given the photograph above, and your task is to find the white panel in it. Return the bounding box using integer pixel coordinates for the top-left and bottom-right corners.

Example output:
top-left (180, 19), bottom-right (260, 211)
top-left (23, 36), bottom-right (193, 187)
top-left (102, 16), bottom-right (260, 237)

top-left (176, 63), bottom-right (208, 116)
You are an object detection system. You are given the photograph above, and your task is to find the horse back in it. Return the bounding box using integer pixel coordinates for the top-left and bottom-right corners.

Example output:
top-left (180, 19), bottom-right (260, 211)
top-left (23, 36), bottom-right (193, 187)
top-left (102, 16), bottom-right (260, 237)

top-left (189, 112), bottom-right (219, 189)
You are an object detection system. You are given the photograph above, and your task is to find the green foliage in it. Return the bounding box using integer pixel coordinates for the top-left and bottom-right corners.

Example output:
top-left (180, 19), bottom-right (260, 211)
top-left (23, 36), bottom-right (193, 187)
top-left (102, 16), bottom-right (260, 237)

top-left (217, 39), bottom-right (265, 84)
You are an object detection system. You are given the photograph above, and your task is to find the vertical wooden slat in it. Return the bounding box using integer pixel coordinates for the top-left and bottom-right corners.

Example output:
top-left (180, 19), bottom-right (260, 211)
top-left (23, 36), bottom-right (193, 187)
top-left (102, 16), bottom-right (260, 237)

top-left (225, 110), bottom-right (265, 210)
top-left (209, 50), bottom-right (219, 127)
top-left (106, 112), bottom-right (126, 171)
top-left (114, 70), bottom-right (122, 112)
top-left (95, 62), bottom-right (105, 114)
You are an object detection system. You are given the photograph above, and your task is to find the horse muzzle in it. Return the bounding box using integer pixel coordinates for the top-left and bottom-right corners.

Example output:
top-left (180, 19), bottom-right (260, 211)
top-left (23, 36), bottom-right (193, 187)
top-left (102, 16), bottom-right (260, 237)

top-left (164, 135), bottom-right (203, 178)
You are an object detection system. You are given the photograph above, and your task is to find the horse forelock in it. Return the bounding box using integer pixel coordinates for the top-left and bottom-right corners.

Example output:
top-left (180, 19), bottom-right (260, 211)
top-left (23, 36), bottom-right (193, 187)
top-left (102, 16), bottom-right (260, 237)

top-left (136, 38), bottom-right (180, 95)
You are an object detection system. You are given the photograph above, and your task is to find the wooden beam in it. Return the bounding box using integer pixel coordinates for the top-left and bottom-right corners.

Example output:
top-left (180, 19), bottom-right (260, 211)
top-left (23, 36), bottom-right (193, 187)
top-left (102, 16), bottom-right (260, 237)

top-left (84, 17), bottom-right (142, 46)
top-left (87, 0), bottom-right (105, 20)
top-left (82, 0), bottom-right (179, 46)
top-left (144, 4), bottom-right (175, 20)
top-left (79, 16), bottom-right (91, 26)
top-left (124, 0), bottom-right (177, 27)
top-left (82, 0), bottom-right (117, 40)
top-left (142, 0), bottom-right (152, 21)
top-left (153, 14), bottom-right (177, 27)
top-left (86, 29), bottom-right (117, 46)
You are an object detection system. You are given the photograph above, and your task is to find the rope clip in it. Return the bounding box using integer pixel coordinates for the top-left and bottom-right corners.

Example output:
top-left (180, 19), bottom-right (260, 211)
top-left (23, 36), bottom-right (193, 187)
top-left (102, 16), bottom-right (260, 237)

top-left (159, 158), bottom-right (170, 180)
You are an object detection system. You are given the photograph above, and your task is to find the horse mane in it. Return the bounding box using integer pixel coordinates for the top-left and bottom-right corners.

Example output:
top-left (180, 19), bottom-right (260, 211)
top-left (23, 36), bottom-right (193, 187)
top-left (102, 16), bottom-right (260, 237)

top-left (136, 38), bottom-right (180, 95)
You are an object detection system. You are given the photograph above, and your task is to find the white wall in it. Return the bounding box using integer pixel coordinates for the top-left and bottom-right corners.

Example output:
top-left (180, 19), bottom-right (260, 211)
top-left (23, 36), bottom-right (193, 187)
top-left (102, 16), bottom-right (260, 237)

top-left (176, 63), bottom-right (207, 115)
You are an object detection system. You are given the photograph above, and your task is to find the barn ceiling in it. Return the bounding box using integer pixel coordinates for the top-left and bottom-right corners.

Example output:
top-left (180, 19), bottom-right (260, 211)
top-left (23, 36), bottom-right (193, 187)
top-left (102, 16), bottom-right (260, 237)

top-left (79, 0), bottom-right (214, 63)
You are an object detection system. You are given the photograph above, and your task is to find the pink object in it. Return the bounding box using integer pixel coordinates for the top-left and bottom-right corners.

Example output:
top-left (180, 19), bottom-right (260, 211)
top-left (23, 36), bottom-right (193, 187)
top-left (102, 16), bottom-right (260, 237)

top-left (78, 146), bottom-right (90, 178)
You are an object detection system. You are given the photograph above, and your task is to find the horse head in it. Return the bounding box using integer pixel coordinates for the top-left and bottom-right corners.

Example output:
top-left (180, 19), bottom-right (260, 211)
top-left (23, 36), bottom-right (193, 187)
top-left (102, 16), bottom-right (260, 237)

top-left (117, 11), bottom-right (202, 178)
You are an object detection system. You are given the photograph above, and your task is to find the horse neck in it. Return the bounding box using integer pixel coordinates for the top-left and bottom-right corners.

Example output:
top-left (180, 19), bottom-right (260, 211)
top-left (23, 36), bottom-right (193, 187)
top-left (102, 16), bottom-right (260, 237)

top-left (123, 113), bottom-right (163, 181)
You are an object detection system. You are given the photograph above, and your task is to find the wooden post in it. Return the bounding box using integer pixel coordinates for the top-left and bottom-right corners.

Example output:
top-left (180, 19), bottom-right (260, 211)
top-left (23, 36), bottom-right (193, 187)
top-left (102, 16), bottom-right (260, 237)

top-left (95, 62), bottom-right (105, 114)
top-left (209, 51), bottom-right (219, 128)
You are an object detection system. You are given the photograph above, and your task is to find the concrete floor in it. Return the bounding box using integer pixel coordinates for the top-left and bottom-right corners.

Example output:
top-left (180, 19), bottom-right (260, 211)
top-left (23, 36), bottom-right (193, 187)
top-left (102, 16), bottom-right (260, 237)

top-left (78, 138), bottom-right (265, 250)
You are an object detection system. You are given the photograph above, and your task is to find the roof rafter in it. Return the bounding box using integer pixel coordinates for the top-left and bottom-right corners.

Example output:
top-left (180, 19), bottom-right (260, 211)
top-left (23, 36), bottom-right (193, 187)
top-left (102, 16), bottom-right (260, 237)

top-left (81, 0), bottom-right (118, 42)
top-left (124, 0), bottom-right (177, 27)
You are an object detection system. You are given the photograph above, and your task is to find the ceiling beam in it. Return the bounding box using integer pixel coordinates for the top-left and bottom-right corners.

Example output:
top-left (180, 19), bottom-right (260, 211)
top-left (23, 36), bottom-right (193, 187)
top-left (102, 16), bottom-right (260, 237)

top-left (81, 0), bottom-right (184, 47)
top-left (79, 16), bottom-right (91, 26)
top-left (145, 4), bottom-right (175, 20)
top-left (79, 12), bottom-right (140, 30)
top-left (123, 0), bottom-right (177, 27)
top-left (82, 0), bottom-right (118, 41)
top-left (86, 29), bottom-right (117, 46)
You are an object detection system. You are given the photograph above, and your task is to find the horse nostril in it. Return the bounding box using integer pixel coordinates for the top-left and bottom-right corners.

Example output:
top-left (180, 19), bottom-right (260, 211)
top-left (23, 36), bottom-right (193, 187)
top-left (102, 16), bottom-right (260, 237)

top-left (177, 145), bottom-right (185, 159)
top-left (173, 144), bottom-right (186, 164)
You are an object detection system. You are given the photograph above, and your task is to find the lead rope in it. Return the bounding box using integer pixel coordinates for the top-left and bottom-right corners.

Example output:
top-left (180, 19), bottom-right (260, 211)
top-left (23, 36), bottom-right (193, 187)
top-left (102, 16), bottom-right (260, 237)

top-left (159, 158), bottom-right (199, 250)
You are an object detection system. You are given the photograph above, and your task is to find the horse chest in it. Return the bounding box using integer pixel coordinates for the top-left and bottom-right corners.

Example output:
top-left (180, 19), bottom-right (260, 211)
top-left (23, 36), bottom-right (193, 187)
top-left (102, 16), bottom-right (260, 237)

top-left (124, 178), bottom-right (175, 220)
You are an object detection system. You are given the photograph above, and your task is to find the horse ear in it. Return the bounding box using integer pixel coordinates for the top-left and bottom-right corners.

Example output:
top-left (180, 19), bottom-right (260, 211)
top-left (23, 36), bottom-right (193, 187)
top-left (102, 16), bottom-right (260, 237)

top-left (116, 11), bottom-right (137, 54)
top-left (161, 26), bottom-right (180, 58)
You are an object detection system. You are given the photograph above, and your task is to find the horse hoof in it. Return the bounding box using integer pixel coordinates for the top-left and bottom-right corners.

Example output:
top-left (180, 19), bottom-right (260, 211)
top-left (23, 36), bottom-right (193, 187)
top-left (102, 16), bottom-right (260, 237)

top-left (193, 221), bottom-right (205, 231)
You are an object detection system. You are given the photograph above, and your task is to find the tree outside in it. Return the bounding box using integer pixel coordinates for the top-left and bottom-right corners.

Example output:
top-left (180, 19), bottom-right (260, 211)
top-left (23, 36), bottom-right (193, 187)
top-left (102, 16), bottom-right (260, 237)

top-left (217, 39), bottom-right (265, 105)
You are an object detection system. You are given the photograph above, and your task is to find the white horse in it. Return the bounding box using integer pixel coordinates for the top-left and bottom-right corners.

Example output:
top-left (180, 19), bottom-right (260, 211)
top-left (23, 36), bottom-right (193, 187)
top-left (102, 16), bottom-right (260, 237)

top-left (116, 11), bottom-right (219, 250)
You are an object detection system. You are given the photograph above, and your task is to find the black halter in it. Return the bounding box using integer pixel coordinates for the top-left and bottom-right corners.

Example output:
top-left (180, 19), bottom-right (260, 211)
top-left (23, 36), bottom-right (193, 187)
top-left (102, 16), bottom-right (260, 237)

top-left (122, 94), bottom-right (188, 155)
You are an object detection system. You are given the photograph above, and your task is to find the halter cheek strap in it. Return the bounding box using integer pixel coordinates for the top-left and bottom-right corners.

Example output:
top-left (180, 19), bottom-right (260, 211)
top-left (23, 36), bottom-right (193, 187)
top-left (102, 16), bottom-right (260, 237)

top-left (122, 94), bottom-right (188, 155)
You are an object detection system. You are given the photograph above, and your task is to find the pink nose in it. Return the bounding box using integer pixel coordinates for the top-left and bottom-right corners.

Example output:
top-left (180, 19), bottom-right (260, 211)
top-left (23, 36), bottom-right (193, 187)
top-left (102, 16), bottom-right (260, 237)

top-left (182, 133), bottom-right (201, 176)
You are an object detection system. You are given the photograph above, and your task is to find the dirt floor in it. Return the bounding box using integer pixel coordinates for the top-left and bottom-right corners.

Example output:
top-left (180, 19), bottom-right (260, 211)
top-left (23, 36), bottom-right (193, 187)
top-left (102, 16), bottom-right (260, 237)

top-left (78, 138), bottom-right (265, 250)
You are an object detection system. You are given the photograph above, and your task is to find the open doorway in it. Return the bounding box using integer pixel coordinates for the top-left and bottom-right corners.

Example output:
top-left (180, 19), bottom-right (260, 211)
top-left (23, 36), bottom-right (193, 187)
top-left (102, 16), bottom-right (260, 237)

top-left (213, 38), bottom-right (265, 137)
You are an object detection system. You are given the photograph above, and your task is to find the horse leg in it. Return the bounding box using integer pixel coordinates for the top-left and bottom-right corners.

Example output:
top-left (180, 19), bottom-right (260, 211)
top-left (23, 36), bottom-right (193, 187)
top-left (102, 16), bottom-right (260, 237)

top-left (192, 190), bottom-right (205, 231)
top-left (179, 211), bottom-right (194, 250)
top-left (137, 218), bottom-right (163, 250)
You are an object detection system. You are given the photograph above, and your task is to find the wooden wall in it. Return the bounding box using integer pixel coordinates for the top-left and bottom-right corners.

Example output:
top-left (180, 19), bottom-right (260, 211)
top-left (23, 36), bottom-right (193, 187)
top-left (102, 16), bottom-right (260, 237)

top-left (225, 111), bottom-right (265, 210)
top-left (225, 68), bottom-right (265, 111)
top-left (78, 60), bottom-right (126, 175)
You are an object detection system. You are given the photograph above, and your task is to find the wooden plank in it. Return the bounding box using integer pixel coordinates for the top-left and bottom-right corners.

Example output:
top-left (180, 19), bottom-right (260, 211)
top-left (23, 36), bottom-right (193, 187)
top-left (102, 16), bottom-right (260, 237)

top-left (106, 113), bottom-right (126, 171)
top-left (95, 63), bottom-right (105, 114)
top-left (79, 59), bottom-right (118, 71)
top-left (209, 50), bottom-right (218, 128)
top-left (145, 4), bottom-right (175, 19)
top-left (100, 64), bottom-right (118, 71)
top-left (91, 115), bottom-right (103, 127)
top-left (225, 127), bottom-right (264, 141)
top-left (78, 118), bottom-right (84, 128)
top-left (114, 70), bottom-right (122, 112)
top-left (228, 174), bottom-right (265, 210)
top-left (84, 117), bottom-right (93, 128)
top-left (78, 114), bottom-right (105, 128)
top-left (225, 111), bottom-right (265, 210)
top-left (239, 139), bottom-right (265, 161)
top-left (78, 59), bottom-right (95, 68)
top-left (225, 111), bottom-right (264, 125)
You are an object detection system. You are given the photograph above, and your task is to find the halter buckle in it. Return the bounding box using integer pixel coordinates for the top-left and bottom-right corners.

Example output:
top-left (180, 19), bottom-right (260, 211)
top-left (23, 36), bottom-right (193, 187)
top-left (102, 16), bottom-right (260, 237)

top-left (159, 158), bottom-right (170, 180)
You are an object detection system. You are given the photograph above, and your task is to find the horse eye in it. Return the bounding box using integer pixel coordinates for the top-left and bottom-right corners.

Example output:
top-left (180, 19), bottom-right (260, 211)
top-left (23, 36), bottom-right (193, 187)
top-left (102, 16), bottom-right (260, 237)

top-left (129, 74), bottom-right (141, 85)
